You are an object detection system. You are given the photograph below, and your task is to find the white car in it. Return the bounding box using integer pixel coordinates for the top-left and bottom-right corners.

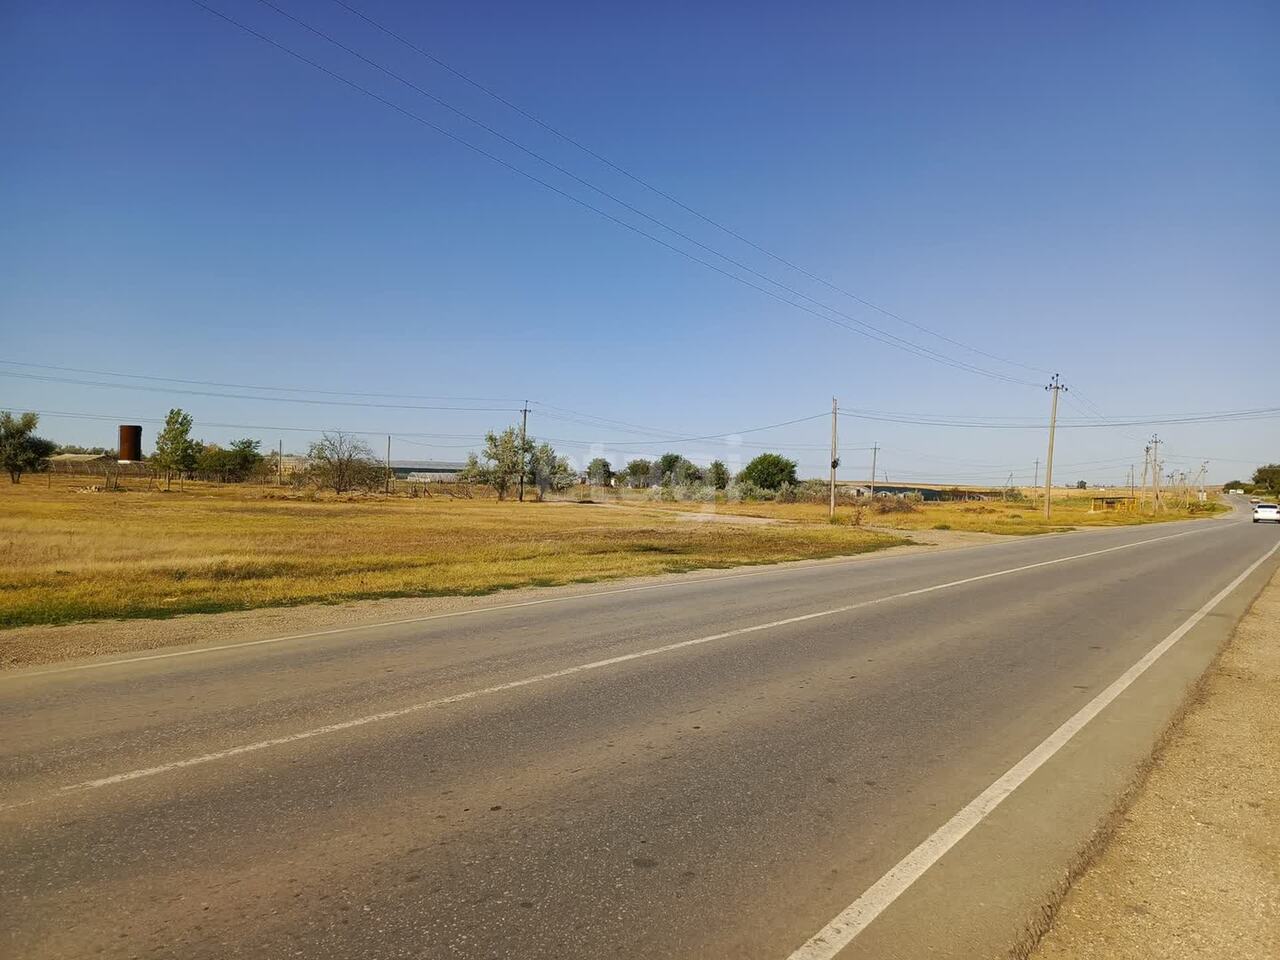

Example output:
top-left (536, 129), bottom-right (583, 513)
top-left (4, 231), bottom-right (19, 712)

top-left (1254, 502), bottom-right (1280, 523)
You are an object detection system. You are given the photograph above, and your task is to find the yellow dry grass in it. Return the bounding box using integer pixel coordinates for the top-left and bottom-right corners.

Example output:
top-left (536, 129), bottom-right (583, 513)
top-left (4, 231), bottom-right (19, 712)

top-left (632, 492), bottom-right (1226, 535)
top-left (0, 477), bottom-right (905, 628)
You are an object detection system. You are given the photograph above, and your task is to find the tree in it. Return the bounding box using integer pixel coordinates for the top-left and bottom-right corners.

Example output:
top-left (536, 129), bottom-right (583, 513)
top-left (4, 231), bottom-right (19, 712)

top-left (307, 431), bottom-right (380, 493)
top-left (587, 457), bottom-right (613, 485)
top-left (0, 411), bottom-right (56, 483)
top-left (1220, 479), bottom-right (1245, 492)
top-left (528, 442), bottom-right (575, 500)
top-left (624, 459), bottom-right (654, 488)
top-left (459, 426), bottom-right (532, 499)
top-left (197, 438), bottom-right (263, 482)
top-left (706, 460), bottom-right (731, 490)
top-left (670, 457), bottom-right (702, 486)
top-left (656, 452), bottom-right (683, 483)
top-left (737, 452), bottom-right (798, 491)
top-left (1075, 480), bottom-right (1088, 490)
top-left (55, 444), bottom-right (113, 456)
top-left (151, 408), bottom-right (198, 490)
top-left (1253, 464), bottom-right (1280, 494)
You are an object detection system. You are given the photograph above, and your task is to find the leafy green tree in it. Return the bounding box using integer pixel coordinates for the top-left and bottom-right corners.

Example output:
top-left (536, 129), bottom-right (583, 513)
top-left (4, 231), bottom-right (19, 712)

top-left (460, 426), bottom-right (533, 500)
top-left (706, 460), bottom-right (731, 490)
top-left (587, 457), bottom-right (613, 485)
top-left (1253, 464), bottom-right (1280, 494)
top-left (624, 458), bottom-right (654, 488)
top-left (528, 442), bottom-right (575, 500)
top-left (656, 452), bottom-right (682, 483)
top-left (1, 411), bottom-right (56, 483)
top-left (151, 408), bottom-right (198, 490)
top-left (670, 457), bottom-right (703, 486)
top-left (197, 438), bottom-right (263, 482)
top-left (1075, 480), bottom-right (1088, 489)
top-left (738, 452), bottom-right (798, 491)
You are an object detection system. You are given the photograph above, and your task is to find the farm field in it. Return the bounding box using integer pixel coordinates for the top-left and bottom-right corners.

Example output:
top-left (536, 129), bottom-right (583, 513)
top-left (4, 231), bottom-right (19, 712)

top-left (0, 476), bottom-right (906, 629)
top-left (632, 491), bottom-right (1226, 535)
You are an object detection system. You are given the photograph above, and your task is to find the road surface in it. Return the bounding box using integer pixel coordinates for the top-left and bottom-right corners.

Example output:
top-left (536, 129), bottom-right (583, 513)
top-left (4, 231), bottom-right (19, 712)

top-left (3, 501), bottom-right (1277, 959)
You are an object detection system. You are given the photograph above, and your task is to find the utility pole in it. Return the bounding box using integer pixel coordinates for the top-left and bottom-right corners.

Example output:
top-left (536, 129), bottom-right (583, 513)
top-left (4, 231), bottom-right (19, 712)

top-left (869, 443), bottom-right (879, 499)
top-left (385, 435), bottom-right (392, 495)
top-left (517, 401), bottom-right (530, 502)
top-left (277, 439), bottom-right (283, 486)
top-left (1033, 457), bottom-right (1040, 489)
top-left (828, 397), bottom-right (839, 520)
top-left (1150, 434), bottom-right (1162, 510)
top-left (1043, 373), bottom-right (1067, 520)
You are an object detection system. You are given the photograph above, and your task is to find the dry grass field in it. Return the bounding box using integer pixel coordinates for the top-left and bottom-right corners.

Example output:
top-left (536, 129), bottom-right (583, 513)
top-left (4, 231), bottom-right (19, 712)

top-left (0, 477), bottom-right (906, 629)
top-left (634, 491), bottom-right (1226, 535)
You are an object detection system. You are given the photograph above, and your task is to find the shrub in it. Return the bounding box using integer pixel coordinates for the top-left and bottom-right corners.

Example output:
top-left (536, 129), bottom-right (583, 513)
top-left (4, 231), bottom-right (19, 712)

top-left (726, 479), bottom-right (771, 501)
top-left (873, 497), bottom-right (920, 514)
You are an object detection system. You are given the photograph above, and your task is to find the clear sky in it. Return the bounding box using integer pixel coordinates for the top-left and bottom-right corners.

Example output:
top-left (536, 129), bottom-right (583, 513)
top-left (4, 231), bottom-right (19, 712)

top-left (3, 0), bottom-right (1276, 484)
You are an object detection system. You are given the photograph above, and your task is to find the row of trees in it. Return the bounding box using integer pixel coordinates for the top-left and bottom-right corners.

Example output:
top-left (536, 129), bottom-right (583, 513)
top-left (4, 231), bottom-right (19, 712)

top-left (150, 409), bottom-right (268, 487)
top-left (458, 427), bottom-right (574, 500)
top-left (584, 451), bottom-right (798, 493)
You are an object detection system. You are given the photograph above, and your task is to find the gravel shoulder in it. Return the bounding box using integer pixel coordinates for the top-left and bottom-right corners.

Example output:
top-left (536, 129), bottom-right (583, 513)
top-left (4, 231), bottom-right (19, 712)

top-left (1031, 567), bottom-right (1280, 959)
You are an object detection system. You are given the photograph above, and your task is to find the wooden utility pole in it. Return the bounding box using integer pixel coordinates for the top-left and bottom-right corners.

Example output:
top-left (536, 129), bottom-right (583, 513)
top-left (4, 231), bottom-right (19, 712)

top-left (1043, 374), bottom-right (1067, 519)
top-left (869, 443), bottom-right (879, 499)
top-left (517, 402), bottom-right (530, 502)
top-left (828, 397), bottom-right (838, 520)
top-left (385, 435), bottom-right (392, 495)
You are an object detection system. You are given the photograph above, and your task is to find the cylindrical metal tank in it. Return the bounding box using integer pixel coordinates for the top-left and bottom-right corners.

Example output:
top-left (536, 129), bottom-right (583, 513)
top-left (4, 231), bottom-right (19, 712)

top-left (118, 424), bottom-right (143, 462)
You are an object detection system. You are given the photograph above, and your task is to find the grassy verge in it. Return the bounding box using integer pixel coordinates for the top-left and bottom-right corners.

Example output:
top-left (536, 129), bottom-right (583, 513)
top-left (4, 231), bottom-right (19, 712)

top-left (0, 478), bottom-right (906, 629)
top-left (630, 493), bottom-right (1226, 535)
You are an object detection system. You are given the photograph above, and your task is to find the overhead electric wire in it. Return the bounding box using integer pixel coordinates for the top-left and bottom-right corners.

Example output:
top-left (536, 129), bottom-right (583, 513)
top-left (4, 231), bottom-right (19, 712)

top-left (328, 0), bottom-right (1050, 378)
top-left (0, 359), bottom-right (523, 403)
top-left (187, 0), bottom-right (1038, 387)
top-left (0, 371), bottom-right (521, 413)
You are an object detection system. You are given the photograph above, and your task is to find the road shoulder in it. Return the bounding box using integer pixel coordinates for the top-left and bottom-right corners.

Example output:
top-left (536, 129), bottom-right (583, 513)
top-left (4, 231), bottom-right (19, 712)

top-left (1031, 567), bottom-right (1280, 959)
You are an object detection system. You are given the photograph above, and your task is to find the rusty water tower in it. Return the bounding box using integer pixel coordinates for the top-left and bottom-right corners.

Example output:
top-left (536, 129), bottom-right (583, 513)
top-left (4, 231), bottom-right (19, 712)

top-left (118, 424), bottom-right (143, 462)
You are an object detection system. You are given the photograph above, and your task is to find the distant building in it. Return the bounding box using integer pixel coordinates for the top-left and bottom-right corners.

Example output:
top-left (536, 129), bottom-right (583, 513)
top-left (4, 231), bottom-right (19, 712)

top-left (391, 460), bottom-right (468, 482)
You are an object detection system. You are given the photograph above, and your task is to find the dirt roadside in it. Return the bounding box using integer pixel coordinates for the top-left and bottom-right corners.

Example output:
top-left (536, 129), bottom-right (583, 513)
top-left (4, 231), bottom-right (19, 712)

top-left (1030, 567), bottom-right (1280, 959)
top-left (0, 528), bottom-right (1007, 671)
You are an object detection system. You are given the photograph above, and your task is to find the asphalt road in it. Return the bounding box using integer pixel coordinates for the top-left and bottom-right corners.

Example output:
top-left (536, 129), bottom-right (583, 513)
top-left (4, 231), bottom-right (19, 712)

top-left (3, 501), bottom-right (1278, 959)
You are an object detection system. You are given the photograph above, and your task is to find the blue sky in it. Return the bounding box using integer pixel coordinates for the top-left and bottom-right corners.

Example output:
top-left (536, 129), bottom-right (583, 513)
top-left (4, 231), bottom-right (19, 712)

top-left (2, 0), bottom-right (1276, 484)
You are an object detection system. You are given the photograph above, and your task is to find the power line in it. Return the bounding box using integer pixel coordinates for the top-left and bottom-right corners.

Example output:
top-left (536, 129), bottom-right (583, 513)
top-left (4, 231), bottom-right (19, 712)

top-left (327, 0), bottom-right (1051, 379)
top-left (187, 0), bottom-right (1038, 387)
top-left (0, 370), bottom-right (519, 413)
top-left (0, 359), bottom-right (524, 403)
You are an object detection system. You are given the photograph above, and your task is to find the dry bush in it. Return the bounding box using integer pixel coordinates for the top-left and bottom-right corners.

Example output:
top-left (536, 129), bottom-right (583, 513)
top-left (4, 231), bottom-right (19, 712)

top-left (873, 497), bottom-right (920, 514)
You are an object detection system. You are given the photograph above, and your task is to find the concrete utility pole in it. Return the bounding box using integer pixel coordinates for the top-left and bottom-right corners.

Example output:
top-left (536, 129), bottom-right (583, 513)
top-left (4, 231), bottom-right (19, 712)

top-left (1043, 374), bottom-right (1067, 520)
top-left (828, 397), bottom-right (839, 520)
top-left (1033, 458), bottom-right (1040, 489)
top-left (517, 402), bottom-right (530, 502)
top-left (869, 443), bottom-right (879, 499)
top-left (277, 439), bottom-right (283, 486)
top-left (1150, 434), bottom-right (1162, 510)
top-left (385, 435), bottom-right (392, 494)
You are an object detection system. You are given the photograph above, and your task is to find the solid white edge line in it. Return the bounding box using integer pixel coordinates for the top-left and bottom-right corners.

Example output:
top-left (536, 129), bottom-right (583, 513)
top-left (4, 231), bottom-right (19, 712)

top-left (0, 523), bottom-right (1231, 812)
top-left (784, 539), bottom-right (1280, 960)
top-left (7, 519), bottom-right (1241, 681)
